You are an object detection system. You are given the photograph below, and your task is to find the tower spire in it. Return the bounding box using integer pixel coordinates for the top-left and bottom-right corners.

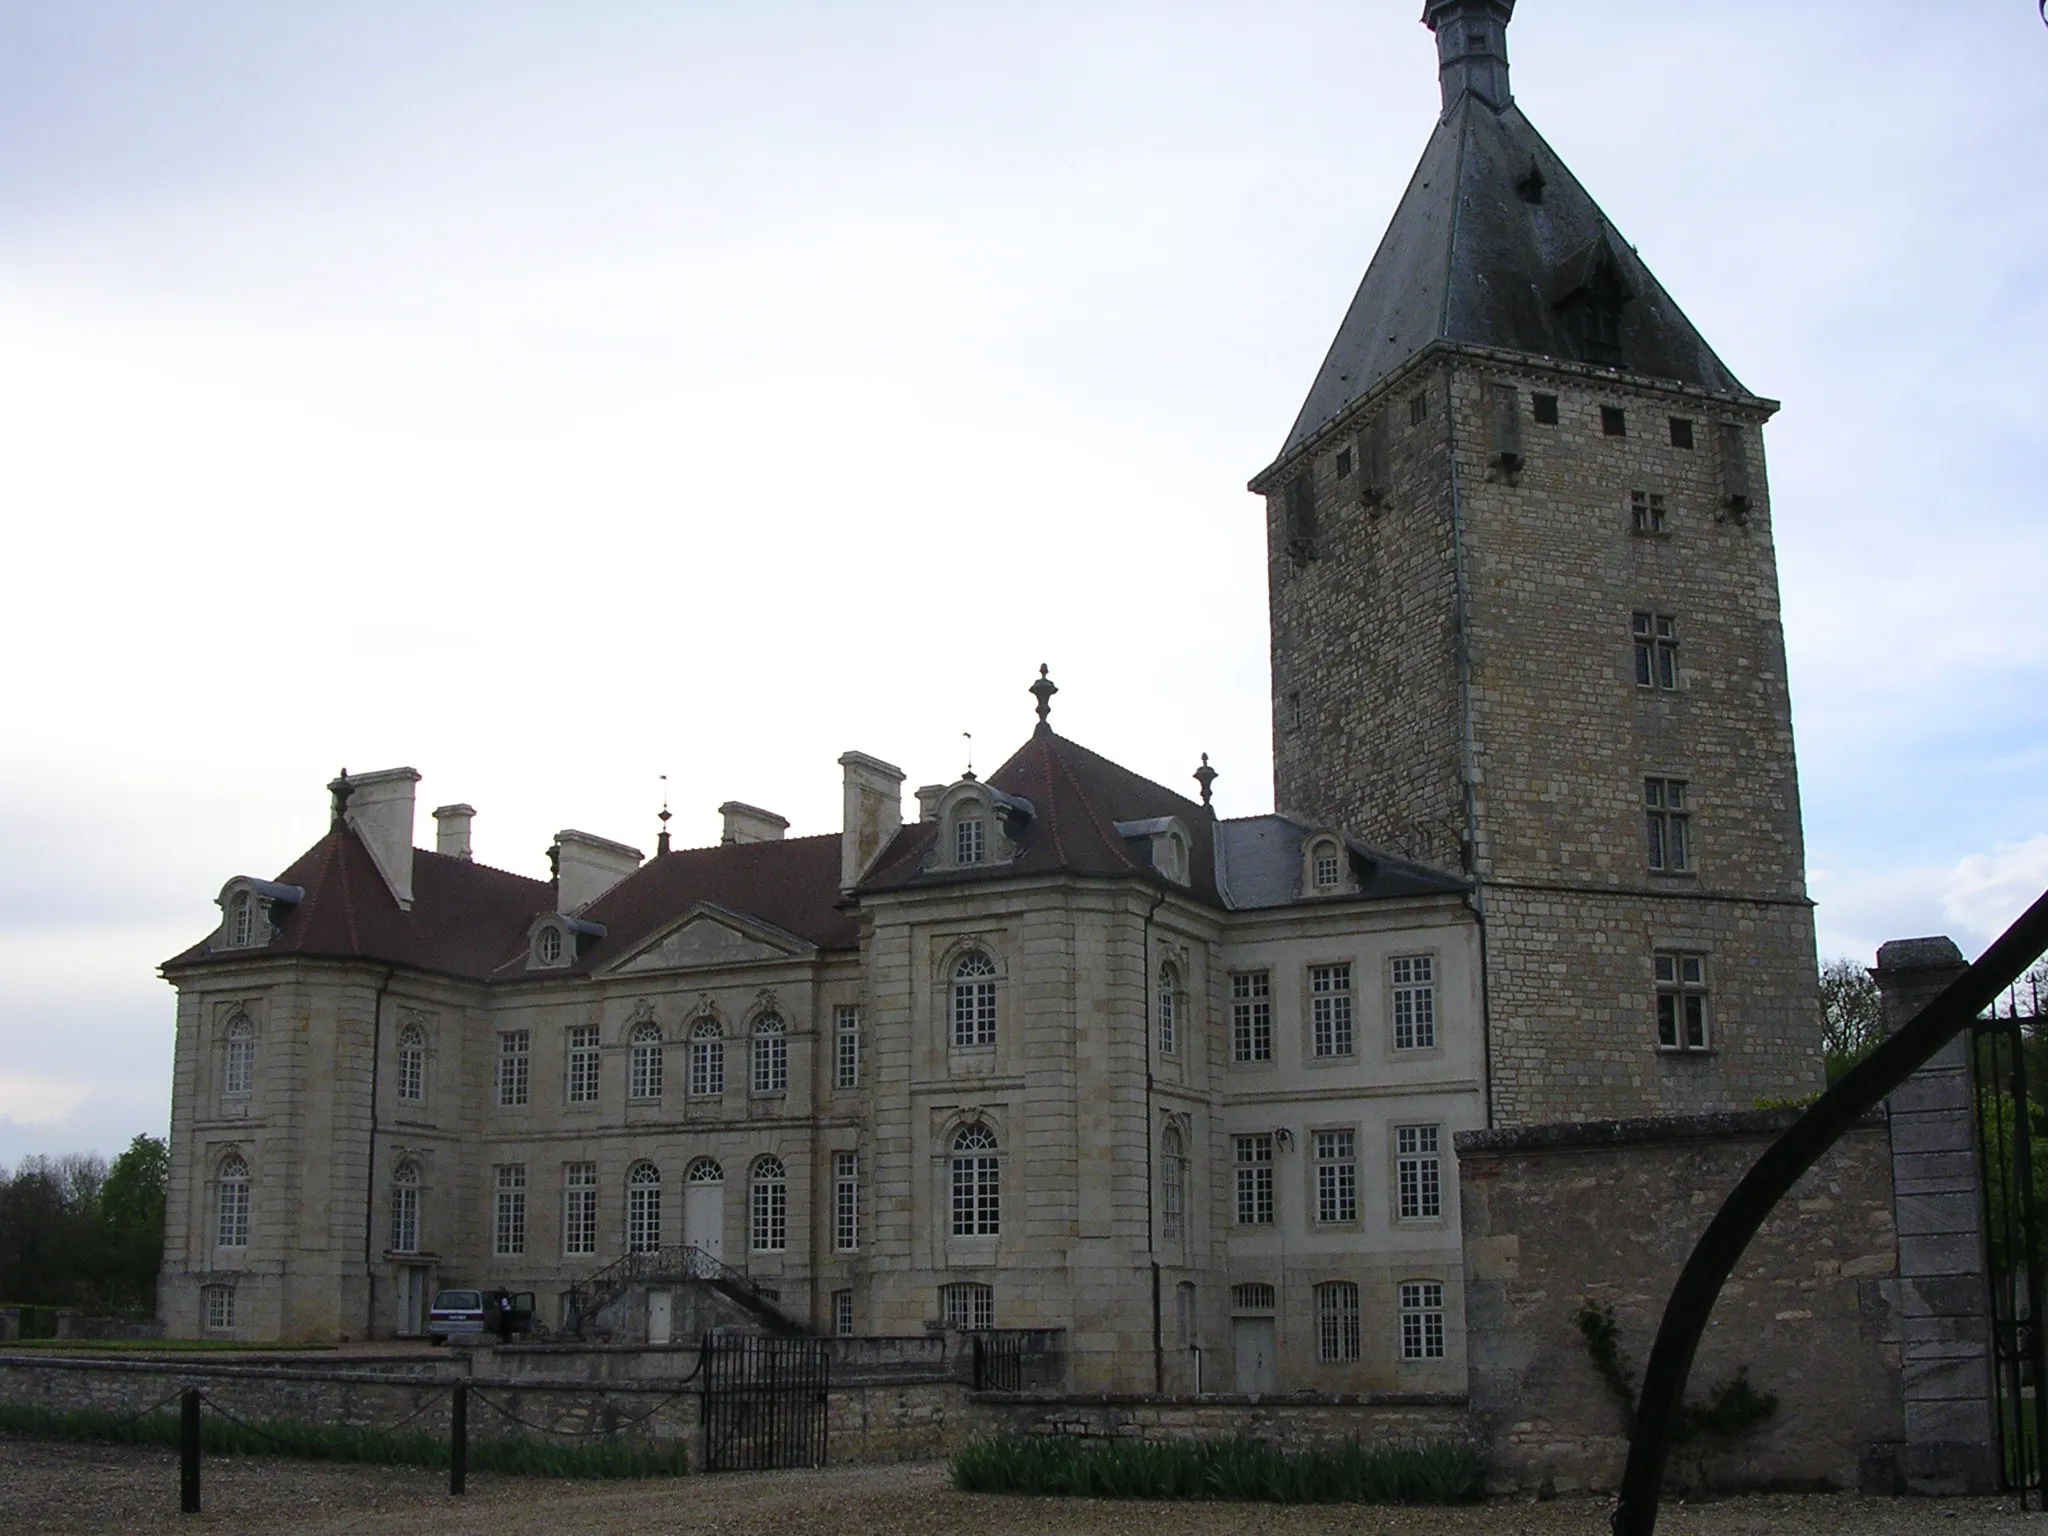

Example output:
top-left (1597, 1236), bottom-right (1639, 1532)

top-left (1422, 0), bottom-right (1513, 113)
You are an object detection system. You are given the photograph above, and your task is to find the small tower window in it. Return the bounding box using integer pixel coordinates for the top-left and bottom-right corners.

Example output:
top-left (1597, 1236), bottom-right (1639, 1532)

top-left (1532, 392), bottom-right (1559, 425)
top-left (1669, 416), bottom-right (1695, 449)
top-left (1409, 391), bottom-right (1428, 427)
top-left (1602, 405), bottom-right (1628, 437)
top-left (1334, 447), bottom-right (1353, 479)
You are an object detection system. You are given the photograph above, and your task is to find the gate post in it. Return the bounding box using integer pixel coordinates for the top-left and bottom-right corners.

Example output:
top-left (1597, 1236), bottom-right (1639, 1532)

top-left (179, 1387), bottom-right (201, 1514)
top-left (1875, 937), bottom-right (1998, 1494)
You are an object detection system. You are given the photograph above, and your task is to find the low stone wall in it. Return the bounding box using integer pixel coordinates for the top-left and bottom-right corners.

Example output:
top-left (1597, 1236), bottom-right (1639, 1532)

top-left (973, 1392), bottom-right (1470, 1450)
top-left (1457, 1110), bottom-right (1902, 1496)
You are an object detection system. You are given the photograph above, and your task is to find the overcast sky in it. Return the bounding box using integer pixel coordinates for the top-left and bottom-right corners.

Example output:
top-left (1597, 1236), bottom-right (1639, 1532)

top-left (2, 0), bottom-right (2044, 1165)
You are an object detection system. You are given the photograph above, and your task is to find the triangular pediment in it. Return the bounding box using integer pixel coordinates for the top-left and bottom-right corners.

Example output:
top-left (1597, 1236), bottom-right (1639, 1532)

top-left (604, 903), bottom-right (812, 975)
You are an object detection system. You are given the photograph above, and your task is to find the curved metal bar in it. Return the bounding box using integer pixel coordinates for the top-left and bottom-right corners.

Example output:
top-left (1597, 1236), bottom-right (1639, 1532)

top-left (1613, 885), bottom-right (2048, 1536)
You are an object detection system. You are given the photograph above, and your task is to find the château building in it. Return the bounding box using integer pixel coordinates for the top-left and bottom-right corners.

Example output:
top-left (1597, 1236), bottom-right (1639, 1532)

top-left (157, 0), bottom-right (1822, 1390)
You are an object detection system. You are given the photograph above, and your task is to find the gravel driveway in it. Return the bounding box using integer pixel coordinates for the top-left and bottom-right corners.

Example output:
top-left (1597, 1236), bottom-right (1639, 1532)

top-left (0, 1438), bottom-right (2034, 1536)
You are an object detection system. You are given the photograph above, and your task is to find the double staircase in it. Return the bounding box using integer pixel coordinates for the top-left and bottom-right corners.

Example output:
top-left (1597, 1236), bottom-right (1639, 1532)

top-left (562, 1245), bottom-right (808, 1339)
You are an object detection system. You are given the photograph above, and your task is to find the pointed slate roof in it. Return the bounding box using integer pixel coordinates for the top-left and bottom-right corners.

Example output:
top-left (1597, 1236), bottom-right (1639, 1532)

top-left (1259, 88), bottom-right (1758, 481)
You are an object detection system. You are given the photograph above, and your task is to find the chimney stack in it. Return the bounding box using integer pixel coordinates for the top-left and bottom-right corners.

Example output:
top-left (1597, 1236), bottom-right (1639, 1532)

top-left (433, 803), bottom-right (476, 861)
top-left (915, 785), bottom-right (947, 822)
top-left (341, 767), bottom-right (421, 911)
top-left (720, 802), bottom-right (789, 846)
top-left (838, 752), bottom-right (905, 892)
top-left (554, 829), bottom-right (643, 914)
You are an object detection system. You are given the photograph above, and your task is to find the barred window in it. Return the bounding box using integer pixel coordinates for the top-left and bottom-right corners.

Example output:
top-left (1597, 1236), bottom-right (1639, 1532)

top-left (564, 1162), bottom-right (598, 1257)
top-left (834, 1289), bottom-right (855, 1338)
top-left (216, 1154), bottom-right (250, 1248)
top-left (1231, 1282), bottom-right (1276, 1312)
top-left (834, 1150), bottom-right (860, 1253)
top-left (1316, 1280), bottom-right (1361, 1363)
top-left (834, 1005), bottom-right (861, 1090)
top-left (203, 1284), bottom-right (236, 1332)
top-left (493, 1163), bottom-right (527, 1257)
top-left (1311, 963), bottom-right (1353, 1057)
top-left (390, 1162), bottom-right (420, 1254)
top-left (1400, 1281), bottom-right (1446, 1360)
top-left (1230, 972), bottom-right (1272, 1063)
top-left (1656, 951), bottom-right (1710, 1050)
top-left (566, 1024), bottom-right (601, 1103)
top-left (1645, 778), bottom-right (1692, 873)
top-left (1396, 1124), bottom-right (1442, 1220)
top-left (629, 1022), bottom-right (664, 1100)
top-left (496, 1030), bottom-right (530, 1108)
top-left (752, 1013), bottom-right (788, 1095)
top-left (750, 1156), bottom-right (788, 1252)
top-left (688, 1017), bottom-right (725, 1097)
top-left (1391, 956), bottom-right (1436, 1050)
top-left (396, 1024), bottom-right (426, 1104)
top-left (1160, 1125), bottom-right (1187, 1244)
top-left (1314, 1128), bottom-right (1357, 1224)
top-left (1158, 964), bottom-right (1179, 1056)
top-left (940, 1282), bottom-right (994, 1331)
top-left (952, 953), bottom-right (998, 1048)
top-left (1633, 612), bottom-right (1679, 691)
top-left (223, 1015), bottom-right (254, 1098)
top-left (950, 1124), bottom-right (1000, 1237)
top-left (626, 1161), bottom-right (661, 1253)
top-left (1233, 1133), bottom-right (1274, 1226)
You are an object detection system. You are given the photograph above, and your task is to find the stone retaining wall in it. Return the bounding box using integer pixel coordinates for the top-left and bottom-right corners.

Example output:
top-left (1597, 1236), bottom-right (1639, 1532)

top-left (973, 1392), bottom-right (1470, 1451)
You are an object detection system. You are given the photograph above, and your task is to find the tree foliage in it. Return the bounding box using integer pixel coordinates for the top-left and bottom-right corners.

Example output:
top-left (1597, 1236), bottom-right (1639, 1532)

top-left (1819, 956), bottom-right (1884, 1084)
top-left (0, 1134), bottom-right (166, 1315)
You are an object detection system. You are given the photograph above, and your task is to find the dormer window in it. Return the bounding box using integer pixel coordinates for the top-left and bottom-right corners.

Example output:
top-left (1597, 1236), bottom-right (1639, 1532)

top-left (215, 878), bottom-right (304, 951)
top-left (1302, 833), bottom-right (1352, 897)
top-left (1314, 847), bottom-right (1341, 891)
top-left (526, 913), bottom-right (604, 971)
top-left (956, 816), bottom-right (986, 866)
top-left (535, 928), bottom-right (563, 966)
top-left (1114, 816), bottom-right (1194, 888)
top-left (230, 893), bottom-right (255, 948)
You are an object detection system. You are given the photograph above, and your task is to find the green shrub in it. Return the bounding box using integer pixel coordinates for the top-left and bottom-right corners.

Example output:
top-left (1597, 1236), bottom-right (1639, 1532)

top-left (950, 1435), bottom-right (1483, 1503)
top-left (0, 1401), bottom-right (688, 1478)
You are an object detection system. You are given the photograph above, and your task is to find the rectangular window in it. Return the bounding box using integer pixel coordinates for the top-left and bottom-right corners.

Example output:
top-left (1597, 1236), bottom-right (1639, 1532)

top-left (1284, 691), bottom-right (1301, 733)
top-left (1409, 390), bottom-right (1428, 426)
top-left (1316, 1280), bottom-right (1361, 1363)
top-left (1310, 963), bottom-right (1353, 1057)
top-left (1632, 612), bottom-right (1679, 690)
top-left (1233, 1133), bottom-right (1275, 1225)
top-left (496, 1031), bottom-right (530, 1108)
top-left (1656, 951), bottom-right (1710, 1050)
top-left (751, 1170), bottom-right (787, 1253)
top-left (1334, 447), bottom-right (1353, 479)
top-left (834, 1005), bottom-right (861, 1090)
top-left (1630, 489), bottom-right (1667, 535)
top-left (956, 817), bottom-right (985, 865)
top-left (1602, 405), bottom-right (1627, 436)
top-left (1313, 848), bottom-right (1341, 889)
top-left (1399, 1281), bottom-right (1447, 1360)
top-left (217, 1178), bottom-right (249, 1250)
top-left (1230, 972), bottom-right (1273, 1064)
top-left (1231, 1282), bottom-right (1276, 1312)
top-left (1175, 1282), bottom-right (1197, 1349)
top-left (940, 1282), bottom-right (994, 1331)
top-left (1314, 1128), bottom-right (1358, 1224)
top-left (203, 1284), bottom-right (236, 1332)
top-left (834, 1151), bottom-right (860, 1253)
top-left (1532, 391), bottom-right (1559, 425)
top-left (1669, 415), bottom-right (1695, 449)
top-left (564, 1163), bottom-right (597, 1257)
top-left (1396, 1124), bottom-right (1442, 1220)
top-left (834, 1289), bottom-right (855, 1338)
top-left (1391, 955), bottom-right (1436, 1050)
top-left (1645, 778), bottom-right (1692, 872)
top-left (566, 1024), bottom-right (600, 1104)
top-left (391, 1180), bottom-right (419, 1254)
top-left (493, 1164), bottom-right (527, 1257)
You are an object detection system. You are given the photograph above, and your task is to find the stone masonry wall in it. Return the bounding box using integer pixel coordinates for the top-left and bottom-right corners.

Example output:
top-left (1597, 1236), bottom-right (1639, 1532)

top-left (1458, 1111), bottom-right (1901, 1494)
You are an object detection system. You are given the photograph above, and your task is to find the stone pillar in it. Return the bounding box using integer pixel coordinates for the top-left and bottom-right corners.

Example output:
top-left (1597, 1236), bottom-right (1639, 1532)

top-left (1875, 936), bottom-right (1997, 1495)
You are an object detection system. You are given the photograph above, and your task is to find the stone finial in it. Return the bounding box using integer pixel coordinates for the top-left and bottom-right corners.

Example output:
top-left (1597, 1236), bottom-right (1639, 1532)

top-left (1030, 664), bottom-right (1058, 730)
top-left (1422, 0), bottom-right (1514, 113)
top-left (328, 769), bottom-right (353, 828)
top-left (1194, 753), bottom-right (1218, 809)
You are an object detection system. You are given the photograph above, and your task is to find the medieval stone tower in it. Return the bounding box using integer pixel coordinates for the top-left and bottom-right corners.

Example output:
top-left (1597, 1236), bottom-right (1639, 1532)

top-left (1250, 0), bottom-right (1822, 1125)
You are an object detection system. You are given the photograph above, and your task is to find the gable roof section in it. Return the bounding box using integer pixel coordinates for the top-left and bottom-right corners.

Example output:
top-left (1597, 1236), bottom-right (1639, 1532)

top-left (1259, 93), bottom-right (1758, 481)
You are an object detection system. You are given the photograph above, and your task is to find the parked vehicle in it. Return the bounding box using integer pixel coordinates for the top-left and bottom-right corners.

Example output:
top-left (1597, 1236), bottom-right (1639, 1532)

top-left (427, 1288), bottom-right (539, 1345)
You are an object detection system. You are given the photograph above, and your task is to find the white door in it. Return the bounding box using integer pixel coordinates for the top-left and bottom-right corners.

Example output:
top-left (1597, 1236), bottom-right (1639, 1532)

top-left (1233, 1317), bottom-right (1275, 1394)
top-left (647, 1288), bottom-right (674, 1346)
top-left (395, 1267), bottom-right (427, 1337)
top-left (684, 1179), bottom-right (724, 1261)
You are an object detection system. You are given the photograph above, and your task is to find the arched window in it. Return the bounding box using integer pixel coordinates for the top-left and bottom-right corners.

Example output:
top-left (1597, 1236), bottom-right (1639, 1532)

top-left (1161, 1125), bottom-right (1186, 1244)
top-left (751, 1013), bottom-right (788, 1095)
top-left (230, 892), bottom-right (255, 948)
top-left (1310, 838), bottom-right (1342, 893)
top-left (390, 1162), bottom-right (420, 1254)
top-left (629, 1021), bottom-right (664, 1100)
top-left (627, 1161), bottom-right (662, 1253)
top-left (217, 1154), bottom-right (250, 1248)
top-left (749, 1156), bottom-right (787, 1252)
top-left (223, 1016), bottom-right (254, 1098)
top-left (686, 1156), bottom-right (723, 1184)
top-left (688, 1017), bottom-right (725, 1097)
top-left (1158, 964), bottom-right (1179, 1055)
top-left (396, 1025), bottom-right (426, 1104)
top-left (950, 1124), bottom-right (1000, 1237)
top-left (951, 953), bottom-right (998, 1049)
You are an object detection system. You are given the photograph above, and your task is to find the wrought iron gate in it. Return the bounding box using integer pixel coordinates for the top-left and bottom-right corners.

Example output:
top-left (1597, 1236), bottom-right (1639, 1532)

top-left (1971, 1011), bottom-right (2048, 1505)
top-left (700, 1335), bottom-right (830, 1471)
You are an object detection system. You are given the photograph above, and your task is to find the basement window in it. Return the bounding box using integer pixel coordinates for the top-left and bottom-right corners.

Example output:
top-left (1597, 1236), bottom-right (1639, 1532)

top-left (1532, 392), bottom-right (1559, 425)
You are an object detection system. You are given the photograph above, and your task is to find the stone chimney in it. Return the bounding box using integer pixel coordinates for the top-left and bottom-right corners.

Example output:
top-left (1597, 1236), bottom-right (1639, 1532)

top-left (343, 767), bottom-right (420, 911)
top-left (720, 802), bottom-right (789, 846)
top-left (432, 803), bottom-right (475, 861)
top-left (554, 829), bottom-right (643, 914)
top-left (1424, 0), bottom-right (1513, 114)
top-left (915, 785), bottom-right (947, 822)
top-left (838, 752), bottom-right (905, 892)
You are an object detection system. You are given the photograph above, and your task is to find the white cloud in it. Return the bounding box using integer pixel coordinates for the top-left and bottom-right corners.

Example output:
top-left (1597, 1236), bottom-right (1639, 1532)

top-left (0, 1076), bottom-right (90, 1128)
top-left (1943, 837), bottom-right (2048, 954)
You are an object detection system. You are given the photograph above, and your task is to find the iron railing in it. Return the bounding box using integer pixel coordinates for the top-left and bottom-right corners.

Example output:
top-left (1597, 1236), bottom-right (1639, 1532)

top-left (563, 1245), bottom-right (800, 1338)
